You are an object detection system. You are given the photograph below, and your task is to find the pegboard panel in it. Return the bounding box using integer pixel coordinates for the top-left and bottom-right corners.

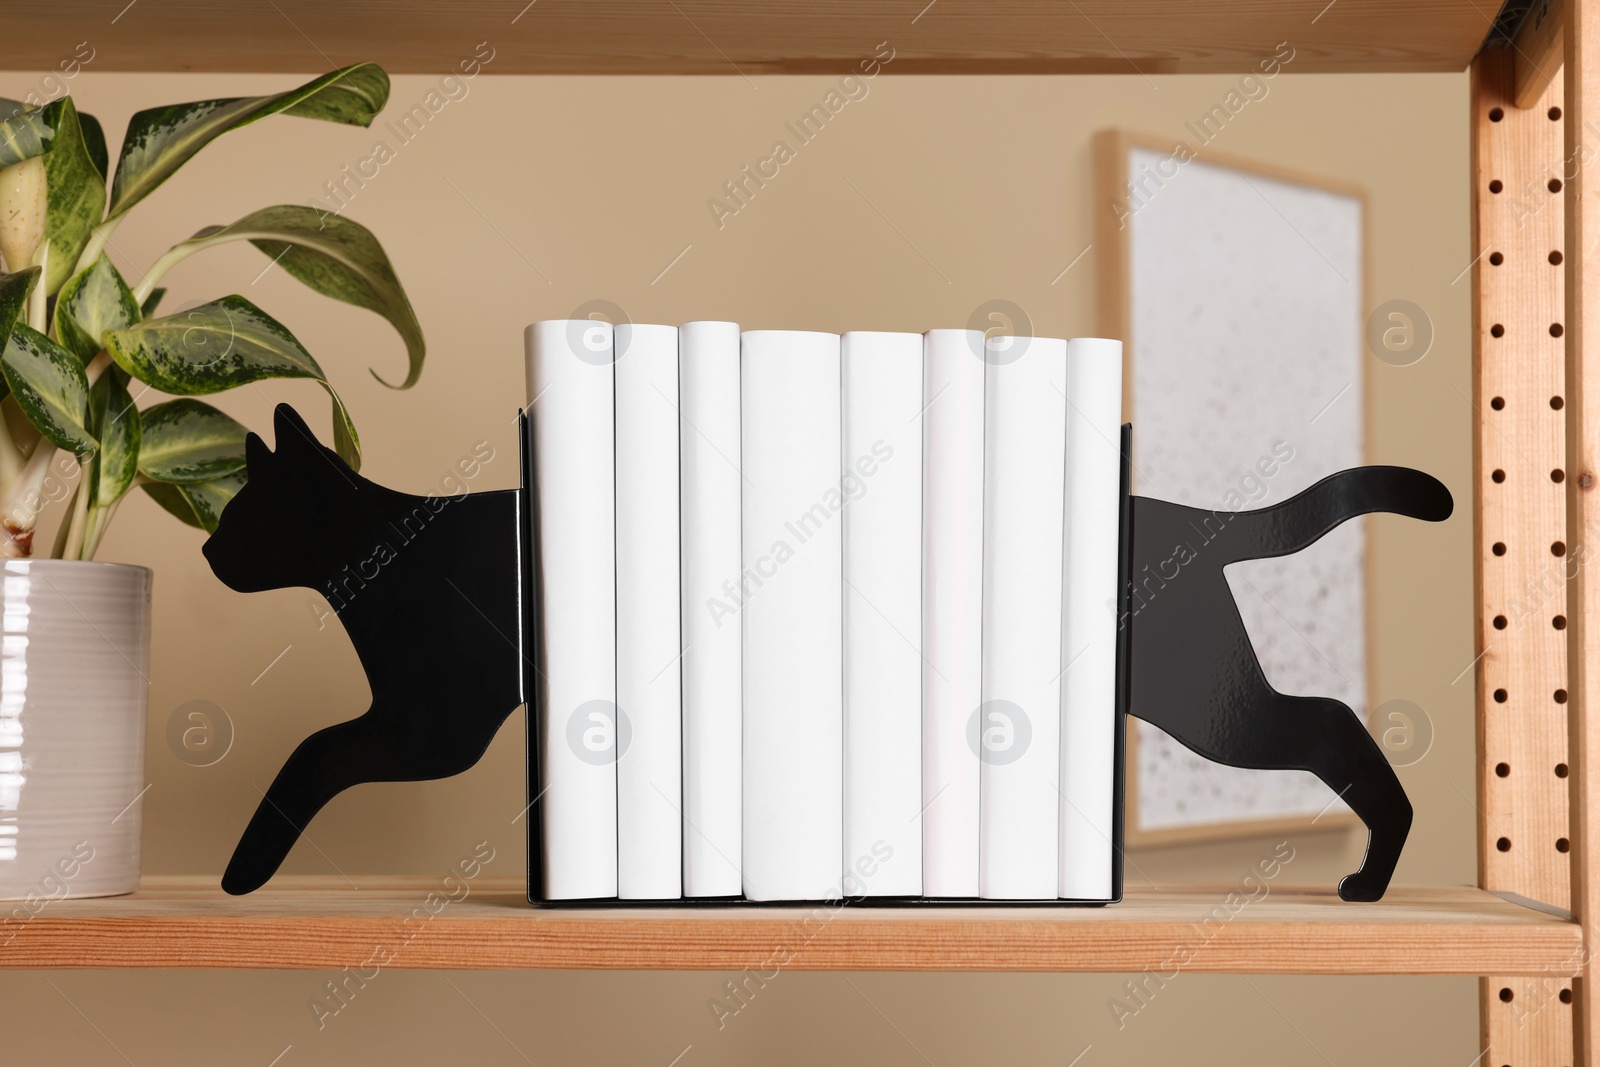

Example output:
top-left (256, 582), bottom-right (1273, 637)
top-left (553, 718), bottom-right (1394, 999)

top-left (1472, 48), bottom-right (1576, 1067)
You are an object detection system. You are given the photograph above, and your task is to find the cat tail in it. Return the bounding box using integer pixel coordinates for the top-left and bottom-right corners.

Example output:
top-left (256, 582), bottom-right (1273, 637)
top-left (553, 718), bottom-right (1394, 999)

top-left (1208, 466), bottom-right (1453, 565)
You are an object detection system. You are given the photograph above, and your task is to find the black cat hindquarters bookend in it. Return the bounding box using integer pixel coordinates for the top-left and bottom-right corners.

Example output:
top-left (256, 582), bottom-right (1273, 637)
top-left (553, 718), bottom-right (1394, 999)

top-left (205, 405), bottom-right (1452, 903)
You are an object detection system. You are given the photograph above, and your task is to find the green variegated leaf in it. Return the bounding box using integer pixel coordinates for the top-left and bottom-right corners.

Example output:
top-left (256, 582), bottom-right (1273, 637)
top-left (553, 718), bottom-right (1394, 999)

top-left (104, 295), bottom-right (360, 469)
top-left (147, 205), bottom-right (424, 388)
top-left (0, 266), bottom-right (38, 360)
top-left (53, 254), bottom-right (140, 362)
top-left (140, 287), bottom-right (165, 318)
top-left (109, 64), bottom-right (389, 218)
top-left (142, 469), bottom-right (245, 532)
top-left (35, 98), bottom-right (107, 292)
top-left (77, 111), bottom-right (108, 180)
top-left (0, 100), bottom-right (48, 169)
top-left (0, 323), bottom-right (95, 454)
top-left (87, 371), bottom-right (140, 507)
top-left (137, 399), bottom-right (247, 483)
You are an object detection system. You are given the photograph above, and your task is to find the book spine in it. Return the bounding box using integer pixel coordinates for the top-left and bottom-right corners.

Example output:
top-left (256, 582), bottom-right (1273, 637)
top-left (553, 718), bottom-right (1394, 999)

top-left (740, 330), bottom-right (843, 901)
top-left (841, 331), bottom-right (924, 897)
top-left (921, 329), bottom-right (985, 897)
top-left (1059, 337), bottom-right (1124, 900)
top-left (615, 323), bottom-right (683, 899)
top-left (526, 319), bottom-right (618, 900)
top-left (678, 320), bottom-right (744, 897)
top-left (979, 334), bottom-right (1067, 899)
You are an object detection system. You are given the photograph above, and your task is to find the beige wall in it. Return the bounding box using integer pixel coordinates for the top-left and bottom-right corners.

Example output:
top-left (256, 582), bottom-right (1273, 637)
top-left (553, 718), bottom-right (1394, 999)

top-left (0, 66), bottom-right (1474, 1064)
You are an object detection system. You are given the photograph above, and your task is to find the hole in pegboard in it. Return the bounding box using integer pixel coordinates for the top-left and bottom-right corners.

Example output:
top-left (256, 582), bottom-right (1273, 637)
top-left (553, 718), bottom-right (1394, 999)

top-left (1557, 762), bottom-right (1570, 777)
top-left (1551, 105), bottom-right (1563, 121)
top-left (1494, 687), bottom-right (1508, 702)
top-left (1552, 323), bottom-right (1566, 337)
top-left (1558, 837), bottom-right (1571, 853)
top-left (1551, 178), bottom-right (1564, 194)
top-left (1491, 324), bottom-right (1506, 338)
top-left (1497, 837), bottom-right (1512, 852)
top-left (1494, 614), bottom-right (1509, 629)
top-left (1492, 469), bottom-right (1506, 483)
top-left (1495, 762), bottom-right (1510, 777)
top-left (1554, 615), bottom-right (1568, 630)
top-left (1500, 986), bottom-right (1514, 1001)
top-left (1493, 542), bottom-right (1507, 556)
top-left (1490, 106), bottom-right (1505, 122)
top-left (1553, 541), bottom-right (1566, 556)
top-left (1562, 989), bottom-right (1574, 1004)
top-left (1551, 250), bottom-right (1564, 265)
top-left (1553, 469), bottom-right (1566, 483)
top-left (1553, 395), bottom-right (1565, 409)
top-left (1490, 251), bottom-right (1505, 266)
top-left (1556, 689), bottom-right (1569, 704)
top-left (1490, 179), bottom-right (1504, 194)
top-left (1491, 396), bottom-right (1505, 410)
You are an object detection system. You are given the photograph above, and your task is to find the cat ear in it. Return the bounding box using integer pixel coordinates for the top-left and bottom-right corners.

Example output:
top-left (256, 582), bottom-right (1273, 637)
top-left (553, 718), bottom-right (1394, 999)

top-left (272, 404), bottom-right (319, 456)
top-left (244, 431), bottom-right (273, 472)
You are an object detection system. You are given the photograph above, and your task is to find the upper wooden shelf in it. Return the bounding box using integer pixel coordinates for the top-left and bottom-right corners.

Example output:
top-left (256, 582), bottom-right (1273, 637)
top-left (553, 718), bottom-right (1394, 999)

top-left (15, 1), bottom-right (1493, 76)
top-left (0, 877), bottom-right (1577, 974)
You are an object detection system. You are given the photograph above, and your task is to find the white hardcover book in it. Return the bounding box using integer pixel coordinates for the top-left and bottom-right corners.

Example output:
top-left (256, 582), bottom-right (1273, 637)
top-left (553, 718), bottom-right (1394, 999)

top-left (841, 331), bottom-right (923, 897)
top-left (615, 323), bottom-right (683, 899)
top-left (1059, 337), bottom-right (1124, 900)
top-left (679, 320), bottom-right (744, 897)
top-left (979, 333), bottom-right (1067, 899)
top-left (921, 329), bottom-right (986, 897)
top-left (740, 330), bottom-right (843, 901)
top-left (526, 319), bottom-right (618, 900)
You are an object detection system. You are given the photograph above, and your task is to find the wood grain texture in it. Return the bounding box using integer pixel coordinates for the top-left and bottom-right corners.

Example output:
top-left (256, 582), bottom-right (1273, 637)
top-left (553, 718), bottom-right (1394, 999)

top-left (1516, 0), bottom-right (1566, 109)
top-left (1565, 2), bottom-right (1600, 1064)
top-left (1474, 46), bottom-right (1578, 1067)
top-left (9, 0), bottom-right (1491, 75)
top-left (0, 877), bottom-right (1578, 974)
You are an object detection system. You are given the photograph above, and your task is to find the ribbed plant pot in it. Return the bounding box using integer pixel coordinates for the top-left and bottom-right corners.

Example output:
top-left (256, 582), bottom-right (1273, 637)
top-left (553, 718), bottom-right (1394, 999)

top-left (0, 560), bottom-right (150, 901)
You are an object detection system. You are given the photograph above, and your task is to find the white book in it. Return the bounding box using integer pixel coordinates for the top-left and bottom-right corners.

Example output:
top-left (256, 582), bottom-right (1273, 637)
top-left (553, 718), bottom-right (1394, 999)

top-left (740, 330), bottom-right (843, 901)
top-left (841, 331), bottom-right (923, 897)
top-left (679, 320), bottom-right (744, 897)
top-left (526, 319), bottom-right (618, 900)
top-left (979, 333), bottom-right (1067, 899)
top-left (615, 323), bottom-right (683, 899)
top-left (1059, 337), bottom-right (1124, 900)
top-left (921, 329), bottom-right (986, 897)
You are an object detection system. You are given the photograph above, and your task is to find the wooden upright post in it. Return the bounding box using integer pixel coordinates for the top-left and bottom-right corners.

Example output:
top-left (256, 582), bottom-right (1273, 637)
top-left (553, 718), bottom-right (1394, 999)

top-left (1568, 3), bottom-right (1600, 1063)
top-left (1474, 39), bottom-right (1576, 1067)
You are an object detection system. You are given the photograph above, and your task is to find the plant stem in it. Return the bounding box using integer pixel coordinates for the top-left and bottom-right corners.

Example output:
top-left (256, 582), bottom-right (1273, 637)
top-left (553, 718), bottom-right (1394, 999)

top-left (0, 442), bottom-right (58, 557)
top-left (131, 243), bottom-right (194, 306)
top-left (26, 241), bottom-right (47, 332)
top-left (84, 350), bottom-right (112, 387)
top-left (49, 482), bottom-right (75, 558)
top-left (60, 457), bottom-right (92, 560)
top-left (72, 217), bottom-right (122, 279)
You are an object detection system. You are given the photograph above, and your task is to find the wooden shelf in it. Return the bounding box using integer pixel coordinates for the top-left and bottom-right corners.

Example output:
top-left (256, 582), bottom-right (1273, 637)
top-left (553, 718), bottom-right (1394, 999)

top-left (16, 1), bottom-right (1491, 75)
top-left (0, 877), bottom-right (1578, 974)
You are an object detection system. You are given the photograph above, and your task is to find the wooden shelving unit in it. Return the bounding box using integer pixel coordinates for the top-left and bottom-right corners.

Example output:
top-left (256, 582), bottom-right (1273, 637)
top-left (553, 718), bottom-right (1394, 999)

top-left (0, 877), bottom-right (1577, 974)
top-left (5, 0), bottom-right (1598, 1062)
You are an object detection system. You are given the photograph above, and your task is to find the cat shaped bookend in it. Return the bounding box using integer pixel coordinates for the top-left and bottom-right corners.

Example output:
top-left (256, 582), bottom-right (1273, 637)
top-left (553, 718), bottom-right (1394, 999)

top-left (204, 405), bottom-right (524, 896)
top-left (204, 406), bottom-right (1451, 902)
top-left (1120, 423), bottom-right (1453, 901)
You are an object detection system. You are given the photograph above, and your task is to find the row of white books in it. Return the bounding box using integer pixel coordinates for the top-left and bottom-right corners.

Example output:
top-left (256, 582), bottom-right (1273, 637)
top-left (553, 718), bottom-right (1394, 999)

top-left (525, 320), bottom-right (1124, 901)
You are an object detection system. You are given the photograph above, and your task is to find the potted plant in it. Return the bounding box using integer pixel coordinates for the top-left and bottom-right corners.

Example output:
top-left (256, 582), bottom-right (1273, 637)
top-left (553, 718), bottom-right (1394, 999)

top-left (0, 64), bottom-right (422, 899)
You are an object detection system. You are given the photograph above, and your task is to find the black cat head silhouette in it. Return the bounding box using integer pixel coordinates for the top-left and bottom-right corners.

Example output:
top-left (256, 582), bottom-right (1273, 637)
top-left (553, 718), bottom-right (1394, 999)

top-left (204, 405), bottom-right (365, 594)
top-left (205, 404), bottom-right (523, 896)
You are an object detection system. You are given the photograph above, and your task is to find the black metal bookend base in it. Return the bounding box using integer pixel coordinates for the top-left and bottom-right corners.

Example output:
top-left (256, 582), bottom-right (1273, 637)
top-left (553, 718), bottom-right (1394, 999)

top-left (205, 406), bottom-right (1451, 903)
top-left (204, 405), bottom-right (523, 896)
top-left (1124, 430), bottom-right (1454, 901)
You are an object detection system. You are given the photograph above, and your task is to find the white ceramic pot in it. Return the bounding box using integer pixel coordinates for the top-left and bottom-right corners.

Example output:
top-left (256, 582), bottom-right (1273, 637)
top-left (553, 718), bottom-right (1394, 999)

top-left (0, 560), bottom-right (150, 900)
